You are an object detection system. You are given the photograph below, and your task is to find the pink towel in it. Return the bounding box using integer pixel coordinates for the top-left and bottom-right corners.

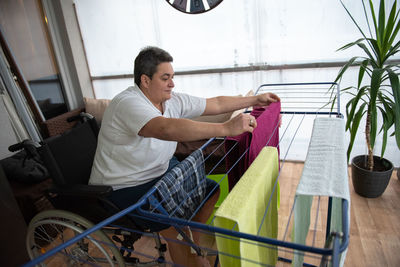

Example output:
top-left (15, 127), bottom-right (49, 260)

top-left (225, 102), bottom-right (281, 190)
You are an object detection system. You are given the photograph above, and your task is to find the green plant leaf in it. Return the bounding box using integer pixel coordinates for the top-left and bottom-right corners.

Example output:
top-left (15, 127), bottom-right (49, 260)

top-left (380, 111), bottom-right (389, 158)
top-left (379, 93), bottom-right (395, 128)
top-left (358, 59), bottom-right (369, 88)
top-left (385, 39), bottom-right (400, 60)
top-left (387, 4), bottom-right (400, 48)
top-left (346, 86), bottom-right (366, 130)
top-left (341, 86), bottom-right (355, 92)
top-left (347, 102), bottom-right (367, 160)
top-left (387, 69), bottom-right (400, 149)
top-left (345, 99), bottom-right (354, 130)
top-left (369, 68), bottom-right (384, 114)
top-left (330, 94), bottom-right (337, 112)
top-left (364, 0), bottom-right (375, 37)
top-left (377, 106), bottom-right (386, 134)
top-left (383, 0), bottom-right (398, 53)
top-left (368, 0), bottom-right (382, 54)
top-left (332, 58), bottom-right (359, 91)
top-left (377, 97), bottom-right (393, 158)
top-left (328, 85), bottom-right (352, 113)
top-left (377, 0), bottom-right (386, 49)
top-left (337, 38), bottom-right (365, 51)
top-left (358, 41), bottom-right (380, 66)
top-left (368, 39), bottom-right (382, 65)
top-left (342, 0), bottom-right (369, 39)
top-left (370, 106), bottom-right (378, 149)
top-left (369, 68), bottom-right (384, 149)
top-left (377, 103), bottom-right (393, 148)
top-left (346, 98), bottom-right (352, 117)
top-left (323, 92), bottom-right (338, 112)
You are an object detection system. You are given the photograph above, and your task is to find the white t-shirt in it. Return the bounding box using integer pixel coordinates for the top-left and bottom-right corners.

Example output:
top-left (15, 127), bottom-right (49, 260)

top-left (89, 85), bottom-right (206, 190)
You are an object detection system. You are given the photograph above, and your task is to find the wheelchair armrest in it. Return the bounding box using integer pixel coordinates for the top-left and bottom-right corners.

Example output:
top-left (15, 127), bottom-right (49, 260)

top-left (48, 184), bottom-right (113, 198)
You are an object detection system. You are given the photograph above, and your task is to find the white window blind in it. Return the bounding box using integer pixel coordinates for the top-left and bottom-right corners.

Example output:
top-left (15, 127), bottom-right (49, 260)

top-left (74, 0), bottom-right (371, 97)
top-left (74, 0), bottom-right (399, 164)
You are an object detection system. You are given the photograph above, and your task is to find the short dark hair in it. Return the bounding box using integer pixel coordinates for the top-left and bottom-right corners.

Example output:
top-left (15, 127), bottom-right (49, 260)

top-left (134, 46), bottom-right (173, 87)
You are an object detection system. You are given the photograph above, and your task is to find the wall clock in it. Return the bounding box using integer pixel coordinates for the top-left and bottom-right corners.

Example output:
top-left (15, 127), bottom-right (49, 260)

top-left (166, 0), bottom-right (224, 14)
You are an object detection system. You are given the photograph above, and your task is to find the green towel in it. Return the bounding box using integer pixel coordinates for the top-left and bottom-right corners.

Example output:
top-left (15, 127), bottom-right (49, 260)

top-left (206, 174), bottom-right (229, 207)
top-left (215, 146), bottom-right (279, 266)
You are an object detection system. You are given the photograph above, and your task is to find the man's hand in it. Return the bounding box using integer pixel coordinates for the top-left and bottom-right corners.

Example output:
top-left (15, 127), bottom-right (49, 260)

top-left (255, 92), bottom-right (281, 107)
top-left (224, 113), bottom-right (257, 136)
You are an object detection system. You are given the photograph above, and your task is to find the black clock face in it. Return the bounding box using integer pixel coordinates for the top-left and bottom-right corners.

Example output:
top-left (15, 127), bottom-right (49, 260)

top-left (166, 0), bottom-right (224, 14)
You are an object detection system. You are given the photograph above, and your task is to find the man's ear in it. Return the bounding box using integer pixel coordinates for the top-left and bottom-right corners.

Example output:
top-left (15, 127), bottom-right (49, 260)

top-left (140, 74), bottom-right (151, 88)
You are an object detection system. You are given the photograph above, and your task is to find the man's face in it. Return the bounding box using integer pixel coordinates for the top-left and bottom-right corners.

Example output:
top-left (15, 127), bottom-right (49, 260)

top-left (146, 62), bottom-right (175, 103)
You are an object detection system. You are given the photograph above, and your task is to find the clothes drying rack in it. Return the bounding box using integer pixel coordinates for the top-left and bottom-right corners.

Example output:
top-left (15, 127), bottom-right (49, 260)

top-left (23, 82), bottom-right (350, 267)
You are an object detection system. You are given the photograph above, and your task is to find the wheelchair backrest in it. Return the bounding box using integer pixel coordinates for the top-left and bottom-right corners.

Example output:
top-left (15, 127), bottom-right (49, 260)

top-left (40, 117), bottom-right (98, 185)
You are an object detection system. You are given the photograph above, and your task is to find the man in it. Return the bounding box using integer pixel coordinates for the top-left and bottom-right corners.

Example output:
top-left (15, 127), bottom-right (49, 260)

top-left (89, 46), bottom-right (280, 266)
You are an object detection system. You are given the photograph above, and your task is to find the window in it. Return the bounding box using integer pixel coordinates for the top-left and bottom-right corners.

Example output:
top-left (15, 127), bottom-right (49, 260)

top-left (74, 0), bottom-right (367, 99)
top-left (0, 0), bottom-right (67, 120)
top-left (74, 0), bottom-right (399, 162)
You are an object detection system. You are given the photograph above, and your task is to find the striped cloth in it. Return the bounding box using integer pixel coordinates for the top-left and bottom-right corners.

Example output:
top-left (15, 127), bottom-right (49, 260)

top-left (153, 149), bottom-right (206, 219)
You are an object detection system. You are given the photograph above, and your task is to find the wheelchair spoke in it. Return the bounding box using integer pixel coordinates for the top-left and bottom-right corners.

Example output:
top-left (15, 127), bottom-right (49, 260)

top-left (26, 210), bottom-right (125, 267)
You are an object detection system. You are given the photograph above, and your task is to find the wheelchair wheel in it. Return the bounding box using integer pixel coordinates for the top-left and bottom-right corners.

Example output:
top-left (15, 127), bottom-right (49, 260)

top-left (26, 209), bottom-right (125, 267)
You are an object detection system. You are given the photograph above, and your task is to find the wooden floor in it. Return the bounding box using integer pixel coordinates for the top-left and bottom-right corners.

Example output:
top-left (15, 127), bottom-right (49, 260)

top-left (345, 165), bottom-right (400, 267)
top-left (276, 161), bottom-right (400, 267)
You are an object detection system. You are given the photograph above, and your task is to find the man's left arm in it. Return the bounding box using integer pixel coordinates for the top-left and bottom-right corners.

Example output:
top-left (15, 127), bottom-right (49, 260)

top-left (203, 93), bottom-right (280, 116)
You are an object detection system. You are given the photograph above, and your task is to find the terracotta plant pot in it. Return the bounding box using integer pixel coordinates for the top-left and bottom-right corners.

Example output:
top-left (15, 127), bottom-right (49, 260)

top-left (351, 155), bottom-right (394, 198)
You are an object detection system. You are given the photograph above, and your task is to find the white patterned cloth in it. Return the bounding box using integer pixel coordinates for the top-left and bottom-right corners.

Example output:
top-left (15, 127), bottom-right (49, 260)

top-left (296, 117), bottom-right (349, 199)
top-left (292, 117), bottom-right (350, 267)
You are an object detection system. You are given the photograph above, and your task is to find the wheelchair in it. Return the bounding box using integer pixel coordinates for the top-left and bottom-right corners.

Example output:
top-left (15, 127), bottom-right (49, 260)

top-left (21, 113), bottom-right (169, 266)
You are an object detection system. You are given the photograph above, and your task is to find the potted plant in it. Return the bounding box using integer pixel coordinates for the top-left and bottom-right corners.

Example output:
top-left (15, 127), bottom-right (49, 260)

top-left (330, 0), bottom-right (400, 197)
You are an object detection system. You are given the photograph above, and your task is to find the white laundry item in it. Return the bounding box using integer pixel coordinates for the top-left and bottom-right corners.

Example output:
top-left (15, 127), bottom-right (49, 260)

top-left (292, 117), bottom-right (350, 267)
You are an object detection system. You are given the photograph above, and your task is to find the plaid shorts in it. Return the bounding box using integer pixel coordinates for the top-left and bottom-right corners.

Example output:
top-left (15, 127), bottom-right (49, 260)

top-left (108, 157), bottom-right (219, 231)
